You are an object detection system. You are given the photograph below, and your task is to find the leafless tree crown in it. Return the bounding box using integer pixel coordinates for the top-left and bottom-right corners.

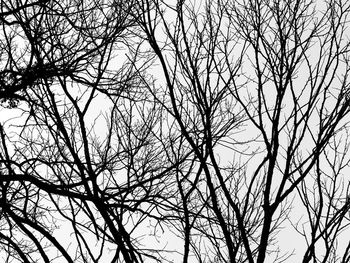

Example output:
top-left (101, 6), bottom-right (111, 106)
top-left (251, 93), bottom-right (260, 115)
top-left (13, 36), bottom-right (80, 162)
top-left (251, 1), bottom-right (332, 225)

top-left (1, 0), bottom-right (350, 262)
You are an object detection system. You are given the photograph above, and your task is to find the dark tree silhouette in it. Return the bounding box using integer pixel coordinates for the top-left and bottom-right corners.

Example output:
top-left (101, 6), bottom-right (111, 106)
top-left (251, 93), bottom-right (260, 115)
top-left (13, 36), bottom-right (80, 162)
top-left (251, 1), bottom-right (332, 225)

top-left (1, 0), bottom-right (350, 262)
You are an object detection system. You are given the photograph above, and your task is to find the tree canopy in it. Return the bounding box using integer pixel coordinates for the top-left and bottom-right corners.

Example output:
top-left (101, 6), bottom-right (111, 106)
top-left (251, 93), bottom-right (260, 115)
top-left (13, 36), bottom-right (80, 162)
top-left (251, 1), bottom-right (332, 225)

top-left (1, 0), bottom-right (350, 262)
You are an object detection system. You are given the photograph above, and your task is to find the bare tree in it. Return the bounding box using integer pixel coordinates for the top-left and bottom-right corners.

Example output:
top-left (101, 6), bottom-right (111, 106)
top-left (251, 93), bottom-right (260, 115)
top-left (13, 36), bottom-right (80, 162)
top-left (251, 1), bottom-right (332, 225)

top-left (134, 0), bottom-right (350, 262)
top-left (1, 0), bottom-right (350, 262)
top-left (0, 0), bottom-right (179, 262)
